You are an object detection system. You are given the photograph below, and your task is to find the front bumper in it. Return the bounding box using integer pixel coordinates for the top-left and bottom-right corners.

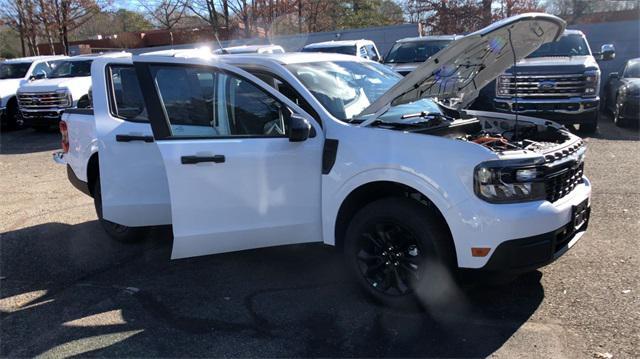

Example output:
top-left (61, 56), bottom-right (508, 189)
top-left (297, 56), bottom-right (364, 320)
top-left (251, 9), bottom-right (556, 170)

top-left (493, 97), bottom-right (599, 124)
top-left (619, 97), bottom-right (640, 121)
top-left (21, 108), bottom-right (66, 126)
top-left (481, 209), bottom-right (589, 272)
top-left (449, 176), bottom-right (591, 269)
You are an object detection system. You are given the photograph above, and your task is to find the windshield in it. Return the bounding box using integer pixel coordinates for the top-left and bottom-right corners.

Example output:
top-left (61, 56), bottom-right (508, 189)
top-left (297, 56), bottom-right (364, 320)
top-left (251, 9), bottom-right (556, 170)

top-left (0, 62), bottom-right (32, 79)
top-left (301, 46), bottom-right (357, 56)
top-left (48, 60), bottom-right (92, 78)
top-left (286, 60), bottom-right (443, 123)
top-left (385, 40), bottom-right (453, 64)
top-left (624, 61), bottom-right (640, 78)
top-left (527, 34), bottom-right (590, 58)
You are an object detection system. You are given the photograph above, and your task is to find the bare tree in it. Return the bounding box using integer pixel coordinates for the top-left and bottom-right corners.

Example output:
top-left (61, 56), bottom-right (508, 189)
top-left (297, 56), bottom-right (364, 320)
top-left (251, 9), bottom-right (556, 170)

top-left (36, 0), bottom-right (57, 54)
top-left (182, 0), bottom-right (220, 33)
top-left (139, 0), bottom-right (187, 29)
top-left (0, 0), bottom-right (29, 55)
top-left (50, 0), bottom-right (103, 54)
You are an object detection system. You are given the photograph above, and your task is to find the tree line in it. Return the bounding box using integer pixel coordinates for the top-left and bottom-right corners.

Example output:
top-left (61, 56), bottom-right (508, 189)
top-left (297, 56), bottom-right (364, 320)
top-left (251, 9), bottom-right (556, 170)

top-left (1, 0), bottom-right (638, 58)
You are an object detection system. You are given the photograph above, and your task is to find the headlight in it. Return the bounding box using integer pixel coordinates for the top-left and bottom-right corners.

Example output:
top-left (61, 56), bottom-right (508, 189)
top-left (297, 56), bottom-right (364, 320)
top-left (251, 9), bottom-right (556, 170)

top-left (56, 89), bottom-right (72, 107)
top-left (583, 69), bottom-right (600, 97)
top-left (496, 75), bottom-right (511, 98)
top-left (474, 159), bottom-right (547, 203)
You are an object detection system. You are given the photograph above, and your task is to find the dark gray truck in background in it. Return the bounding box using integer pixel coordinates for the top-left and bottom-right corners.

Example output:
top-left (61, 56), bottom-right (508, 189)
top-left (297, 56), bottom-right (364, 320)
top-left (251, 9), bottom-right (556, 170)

top-left (473, 29), bottom-right (615, 133)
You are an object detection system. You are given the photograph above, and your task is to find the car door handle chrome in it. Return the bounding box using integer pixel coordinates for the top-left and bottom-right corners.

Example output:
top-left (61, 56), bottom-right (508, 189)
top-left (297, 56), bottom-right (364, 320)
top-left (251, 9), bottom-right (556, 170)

top-left (115, 134), bottom-right (154, 143)
top-left (181, 155), bottom-right (226, 164)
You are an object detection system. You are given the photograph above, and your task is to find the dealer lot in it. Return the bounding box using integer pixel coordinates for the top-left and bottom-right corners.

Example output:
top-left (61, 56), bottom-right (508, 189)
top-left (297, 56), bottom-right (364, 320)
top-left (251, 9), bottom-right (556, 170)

top-left (1, 118), bottom-right (638, 358)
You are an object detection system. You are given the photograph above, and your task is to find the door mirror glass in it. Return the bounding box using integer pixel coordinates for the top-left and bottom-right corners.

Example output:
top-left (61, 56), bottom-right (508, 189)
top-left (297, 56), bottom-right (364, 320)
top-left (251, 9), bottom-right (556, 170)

top-left (609, 72), bottom-right (620, 80)
top-left (598, 44), bottom-right (615, 61)
top-left (288, 113), bottom-right (311, 142)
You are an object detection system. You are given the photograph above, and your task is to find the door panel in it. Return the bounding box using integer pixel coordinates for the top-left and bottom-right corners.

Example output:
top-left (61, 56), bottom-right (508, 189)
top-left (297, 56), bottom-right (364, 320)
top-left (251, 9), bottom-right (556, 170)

top-left (158, 137), bottom-right (323, 259)
top-left (134, 59), bottom-right (324, 259)
top-left (95, 64), bottom-right (171, 226)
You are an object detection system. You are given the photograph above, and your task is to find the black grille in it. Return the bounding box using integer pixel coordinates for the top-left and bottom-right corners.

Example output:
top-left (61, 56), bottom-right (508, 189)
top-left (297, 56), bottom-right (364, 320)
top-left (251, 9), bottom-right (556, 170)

top-left (545, 162), bottom-right (584, 202)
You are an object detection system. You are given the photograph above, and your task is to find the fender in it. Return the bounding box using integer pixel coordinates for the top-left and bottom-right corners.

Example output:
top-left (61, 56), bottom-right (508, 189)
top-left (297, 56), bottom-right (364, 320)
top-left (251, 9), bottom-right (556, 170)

top-left (322, 167), bottom-right (456, 247)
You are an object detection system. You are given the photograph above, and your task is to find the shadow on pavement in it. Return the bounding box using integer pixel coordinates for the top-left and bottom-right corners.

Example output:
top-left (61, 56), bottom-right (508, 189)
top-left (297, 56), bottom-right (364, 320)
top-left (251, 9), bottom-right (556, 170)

top-left (0, 128), bottom-right (61, 155)
top-left (1, 221), bottom-right (544, 357)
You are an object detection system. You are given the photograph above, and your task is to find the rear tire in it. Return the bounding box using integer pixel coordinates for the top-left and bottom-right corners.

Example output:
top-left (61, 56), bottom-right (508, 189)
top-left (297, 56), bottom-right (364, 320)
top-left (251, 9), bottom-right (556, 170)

top-left (93, 177), bottom-right (148, 243)
top-left (344, 197), bottom-right (456, 309)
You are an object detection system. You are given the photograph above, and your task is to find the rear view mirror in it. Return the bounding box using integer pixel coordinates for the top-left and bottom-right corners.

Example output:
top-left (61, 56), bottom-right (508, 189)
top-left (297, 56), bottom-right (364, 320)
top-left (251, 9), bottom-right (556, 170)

top-left (288, 113), bottom-right (312, 142)
top-left (597, 44), bottom-right (615, 61)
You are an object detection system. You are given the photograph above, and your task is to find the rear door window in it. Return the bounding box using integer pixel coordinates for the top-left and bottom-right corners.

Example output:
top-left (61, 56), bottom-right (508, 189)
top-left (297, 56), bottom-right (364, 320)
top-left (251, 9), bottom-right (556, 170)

top-left (108, 65), bottom-right (148, 122)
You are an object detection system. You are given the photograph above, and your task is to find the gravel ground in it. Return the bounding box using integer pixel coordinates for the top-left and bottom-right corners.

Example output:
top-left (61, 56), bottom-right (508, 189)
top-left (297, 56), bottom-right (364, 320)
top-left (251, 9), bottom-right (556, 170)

top-left (1, 116), bottom-right (638, 358)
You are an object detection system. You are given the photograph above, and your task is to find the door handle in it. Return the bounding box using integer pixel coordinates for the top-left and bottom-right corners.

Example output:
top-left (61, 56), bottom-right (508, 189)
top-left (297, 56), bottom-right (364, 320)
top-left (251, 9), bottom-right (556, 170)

top-left (116, 134), bottom-right (154, 143)
top-left (181, 155), bottom-right (226, 164)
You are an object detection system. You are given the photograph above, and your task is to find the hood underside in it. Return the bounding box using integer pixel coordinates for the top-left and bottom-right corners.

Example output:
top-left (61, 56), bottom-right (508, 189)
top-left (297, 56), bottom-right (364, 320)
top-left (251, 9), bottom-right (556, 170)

top-left (359, 13), bottom-right (566, 120)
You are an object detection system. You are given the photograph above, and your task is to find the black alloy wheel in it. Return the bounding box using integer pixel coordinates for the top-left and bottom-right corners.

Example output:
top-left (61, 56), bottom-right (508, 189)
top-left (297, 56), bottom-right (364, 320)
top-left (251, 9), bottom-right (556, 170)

top-left (356, 221), bottom-right (422, 296)
top-left (345, 197), bottom-right (455, 308)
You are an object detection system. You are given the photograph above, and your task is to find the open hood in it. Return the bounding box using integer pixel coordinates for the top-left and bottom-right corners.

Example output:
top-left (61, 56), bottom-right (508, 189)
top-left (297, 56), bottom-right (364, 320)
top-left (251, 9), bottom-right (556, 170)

top-left (359, 13), bottom-right (566, 121)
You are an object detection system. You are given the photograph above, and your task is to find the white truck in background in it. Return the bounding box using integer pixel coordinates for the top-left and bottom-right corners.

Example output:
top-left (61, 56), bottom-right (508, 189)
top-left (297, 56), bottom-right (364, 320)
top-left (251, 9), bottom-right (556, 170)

top-left (55, 14), bottom-right (592, 307)
top-left (17, 54), bottom-right (98, 131)
top-left (0, 55), bottom-right (67, 130)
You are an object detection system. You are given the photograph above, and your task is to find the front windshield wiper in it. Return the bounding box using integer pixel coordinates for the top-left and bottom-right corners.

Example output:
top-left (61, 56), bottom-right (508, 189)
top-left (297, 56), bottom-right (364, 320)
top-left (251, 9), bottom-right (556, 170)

top-left (401, 111), bottom-right (453, 121)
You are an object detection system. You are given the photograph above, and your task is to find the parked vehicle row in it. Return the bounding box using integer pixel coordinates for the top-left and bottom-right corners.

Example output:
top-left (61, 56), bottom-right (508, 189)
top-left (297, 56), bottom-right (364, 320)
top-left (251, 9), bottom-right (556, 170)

top-left (54, 14), bottom-right (594, 308)
top-left (603, 57), bottom-right (640, 127)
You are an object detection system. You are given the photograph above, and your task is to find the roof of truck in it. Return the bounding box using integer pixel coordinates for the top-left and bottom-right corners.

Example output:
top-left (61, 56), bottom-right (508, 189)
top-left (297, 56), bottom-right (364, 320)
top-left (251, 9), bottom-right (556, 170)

top-left (213, 44), bottom-right (285, 54)
top-left (395, 35), bottom-right (463, 43)
top-left (221, 52), bottom-right (369, 65)
top-left (562, 29), bottom-right (585, 36)
top-left (303, 39), bottom-right (375, 49)
top-left (3, 55), bottom-right (67, 63)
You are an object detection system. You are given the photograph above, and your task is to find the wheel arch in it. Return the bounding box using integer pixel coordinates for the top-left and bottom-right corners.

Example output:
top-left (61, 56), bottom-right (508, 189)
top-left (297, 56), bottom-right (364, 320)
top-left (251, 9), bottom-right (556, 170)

top-left (331, 179), bottom-right (457, 266)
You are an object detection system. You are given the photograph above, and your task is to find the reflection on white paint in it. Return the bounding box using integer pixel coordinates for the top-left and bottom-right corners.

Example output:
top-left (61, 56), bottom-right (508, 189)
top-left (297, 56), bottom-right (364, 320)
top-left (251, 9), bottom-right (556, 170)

top-left (36, 330), bottom-right (143, 358)
top-left (62, 309), bottom-right (127, 327)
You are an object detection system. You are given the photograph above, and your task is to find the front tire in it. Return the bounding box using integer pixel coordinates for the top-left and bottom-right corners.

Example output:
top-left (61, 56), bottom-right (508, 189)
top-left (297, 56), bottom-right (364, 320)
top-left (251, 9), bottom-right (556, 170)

top-left (1, 98), bottom-right (21, 131)
top-left (344, 197), bottom-right (455, 308)
top-left (580, 111), bottom-right (598, 134)
top-left (93, 177), bottom-right (148, 243)
top-left (613, 96), bottom-right (627, 127)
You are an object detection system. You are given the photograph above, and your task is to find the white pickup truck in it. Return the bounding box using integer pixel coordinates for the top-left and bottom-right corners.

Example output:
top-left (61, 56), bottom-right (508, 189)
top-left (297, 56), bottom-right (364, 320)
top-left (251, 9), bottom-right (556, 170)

top-left (17, 54), bottom-right (97, 130)
top-left (0, 55), bottom-right (67, 130)
top-left (55, 14), bottom-right (591, 307)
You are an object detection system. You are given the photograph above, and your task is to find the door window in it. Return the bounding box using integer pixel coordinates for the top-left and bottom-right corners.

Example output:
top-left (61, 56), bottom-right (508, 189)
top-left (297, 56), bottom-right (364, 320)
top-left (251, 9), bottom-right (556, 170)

top-left (108, 65), bottom-right (148, 122)
top-left (32, 62), bottom-right (52, 77)
top-left (150, 65), bottom-right (288, 138)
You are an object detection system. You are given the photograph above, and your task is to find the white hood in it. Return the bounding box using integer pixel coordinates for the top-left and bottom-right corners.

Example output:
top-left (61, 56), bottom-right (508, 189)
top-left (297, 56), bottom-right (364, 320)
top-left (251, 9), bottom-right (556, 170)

top-left (0, 79), bottom-right (24, 101)
top-left (513, 55), bottom-right (597, 69)
top-left (359, 13), bottom-right (566, 120)
top-left (18, 77), bottom-right (92, 100)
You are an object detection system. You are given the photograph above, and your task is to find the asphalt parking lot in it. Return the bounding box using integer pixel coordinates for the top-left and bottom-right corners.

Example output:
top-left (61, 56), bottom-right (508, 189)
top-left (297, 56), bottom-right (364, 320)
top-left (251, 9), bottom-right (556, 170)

top-left (1, 116), bottom-right (638, 358)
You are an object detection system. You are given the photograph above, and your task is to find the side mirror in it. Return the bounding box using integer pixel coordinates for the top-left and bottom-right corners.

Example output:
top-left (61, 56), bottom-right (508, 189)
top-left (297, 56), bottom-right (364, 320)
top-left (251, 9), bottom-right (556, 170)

top-left (609, 72), bottom-right (620, 80)
top-left (29, 73), bottom-right (46, 81)
top-left (597, 44), bottom-right (615, 61)
top-left (288, 113), bottom-right (312, 142)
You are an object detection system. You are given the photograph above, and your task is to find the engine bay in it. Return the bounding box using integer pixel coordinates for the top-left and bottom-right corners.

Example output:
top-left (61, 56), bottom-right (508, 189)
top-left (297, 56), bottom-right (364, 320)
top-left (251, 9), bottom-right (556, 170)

top-left (416, 115), bottom-right (573, 154)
